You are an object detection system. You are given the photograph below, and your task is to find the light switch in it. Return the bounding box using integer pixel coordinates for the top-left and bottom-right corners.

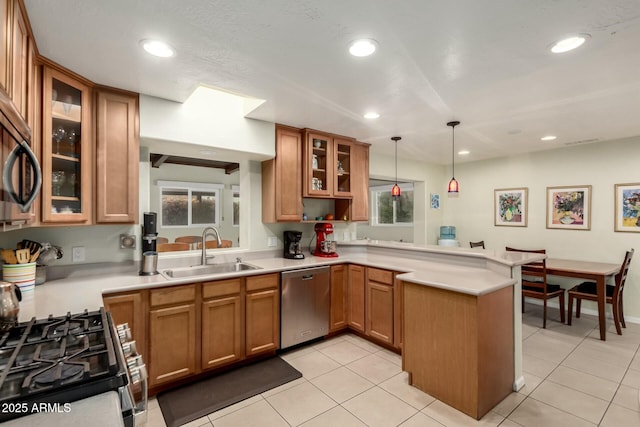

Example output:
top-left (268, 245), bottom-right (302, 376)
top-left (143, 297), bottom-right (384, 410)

top-left (267, 237), bottom-right (278, 247)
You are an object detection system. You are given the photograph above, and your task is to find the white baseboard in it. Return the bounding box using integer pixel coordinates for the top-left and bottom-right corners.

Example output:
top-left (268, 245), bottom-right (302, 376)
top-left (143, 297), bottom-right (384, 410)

top-left (525, 299), bottom-right (640, 325)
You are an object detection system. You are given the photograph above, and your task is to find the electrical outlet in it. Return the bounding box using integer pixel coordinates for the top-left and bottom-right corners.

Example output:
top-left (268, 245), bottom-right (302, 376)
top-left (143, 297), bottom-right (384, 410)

top-left (267, 237), bottom-right (278, 247)
top-left (72, 246), bottom-right (85, 263)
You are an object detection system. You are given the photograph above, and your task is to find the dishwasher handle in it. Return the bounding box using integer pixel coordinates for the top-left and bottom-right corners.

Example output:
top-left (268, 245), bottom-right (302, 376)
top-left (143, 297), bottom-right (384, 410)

top-left (281, 266), bottom-right (331, 281)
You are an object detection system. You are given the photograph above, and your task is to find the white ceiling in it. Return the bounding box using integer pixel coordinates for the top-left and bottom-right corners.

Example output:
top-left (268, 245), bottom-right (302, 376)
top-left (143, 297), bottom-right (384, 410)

top-left (24, 0), bottom-right (640, 164)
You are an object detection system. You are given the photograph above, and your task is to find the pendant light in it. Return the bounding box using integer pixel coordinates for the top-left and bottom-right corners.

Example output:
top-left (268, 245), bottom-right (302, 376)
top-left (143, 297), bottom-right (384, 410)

top-left (390, 136), bottom-right (401, 199)
top-left (447, 121), bottom-right (460, 196)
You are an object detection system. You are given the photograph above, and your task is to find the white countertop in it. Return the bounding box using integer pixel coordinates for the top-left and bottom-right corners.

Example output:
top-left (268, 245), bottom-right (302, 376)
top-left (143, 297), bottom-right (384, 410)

top-left (1, 391), bottom-right (124, 427)
top-left (16, 242), bottom-right (538, 322)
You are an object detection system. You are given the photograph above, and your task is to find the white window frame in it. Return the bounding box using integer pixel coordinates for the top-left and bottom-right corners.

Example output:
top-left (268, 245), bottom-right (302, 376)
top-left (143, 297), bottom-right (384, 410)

top-left (370, 183), bottom-right (414, 226)
top-left (158, 180), bottom-right (223, 228)
top-left (232, 184), bottom-right (240, 227)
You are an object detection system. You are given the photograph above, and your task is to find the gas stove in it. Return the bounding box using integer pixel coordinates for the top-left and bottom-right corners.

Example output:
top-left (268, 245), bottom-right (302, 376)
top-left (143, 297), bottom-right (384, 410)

top-left (0, 308), bottom-right (129, 422)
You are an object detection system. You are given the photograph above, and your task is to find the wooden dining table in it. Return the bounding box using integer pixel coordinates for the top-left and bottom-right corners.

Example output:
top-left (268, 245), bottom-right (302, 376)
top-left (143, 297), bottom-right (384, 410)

top-left (546, 258), bottom-right (621, 341)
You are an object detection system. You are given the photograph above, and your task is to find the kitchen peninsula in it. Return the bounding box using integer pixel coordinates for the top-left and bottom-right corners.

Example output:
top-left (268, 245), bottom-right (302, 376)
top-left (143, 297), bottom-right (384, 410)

top-left (15, 242), bottom-right (540, 417)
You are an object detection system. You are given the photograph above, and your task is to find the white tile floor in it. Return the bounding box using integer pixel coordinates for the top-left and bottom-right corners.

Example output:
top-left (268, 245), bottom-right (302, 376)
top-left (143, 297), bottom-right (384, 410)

top-left (144, 304), bottom-right (640, 426)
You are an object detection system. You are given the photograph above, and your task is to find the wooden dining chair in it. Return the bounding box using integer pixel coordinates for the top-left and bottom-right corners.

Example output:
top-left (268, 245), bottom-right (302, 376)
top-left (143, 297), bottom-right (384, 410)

top-left (156, 237), bottom-right (169, 245)
top-left (505, 247), bottom-right (565, 328)
top-left (175, 236), bottom-right (202, 249)
top-left (470, 241), bottom-right (485, 249)
top-left (157, 242), bottom-right (190, 252)
top-left (197, 239), bottom-right (233, 249)
top-left (567, 249), bottom-right (634, 335)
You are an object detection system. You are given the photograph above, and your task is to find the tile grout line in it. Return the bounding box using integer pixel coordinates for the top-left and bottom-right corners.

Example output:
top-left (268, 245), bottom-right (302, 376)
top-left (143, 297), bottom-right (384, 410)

top-left (504, 314), bottom-right (596, 424)
top-left (595, 338), bottom-right (640, 426)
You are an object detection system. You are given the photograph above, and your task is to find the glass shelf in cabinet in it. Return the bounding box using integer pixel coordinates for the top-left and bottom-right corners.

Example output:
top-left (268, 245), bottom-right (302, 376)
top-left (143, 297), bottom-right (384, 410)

top-left (52, 153), bottom-right (80, 163)
top-left (51, 196), bottom-right (80, 202)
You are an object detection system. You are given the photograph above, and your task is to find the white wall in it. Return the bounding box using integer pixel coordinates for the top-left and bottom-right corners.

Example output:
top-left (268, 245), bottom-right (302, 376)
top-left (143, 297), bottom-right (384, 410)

top-left (363, 152), bottom-right (446, 245)
top-left (139, 88), bottom-right (274, 159)
top-left (448, 136), bottom-right (640, 318)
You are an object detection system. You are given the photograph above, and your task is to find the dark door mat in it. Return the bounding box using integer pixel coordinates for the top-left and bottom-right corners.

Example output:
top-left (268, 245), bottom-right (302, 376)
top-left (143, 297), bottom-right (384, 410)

top-left (157, 357), bottom-right (302, 427)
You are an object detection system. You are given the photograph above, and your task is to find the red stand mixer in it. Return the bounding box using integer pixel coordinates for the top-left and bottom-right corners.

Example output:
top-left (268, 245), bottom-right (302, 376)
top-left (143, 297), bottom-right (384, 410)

top-left (313, 222), bottom-right (339, 258)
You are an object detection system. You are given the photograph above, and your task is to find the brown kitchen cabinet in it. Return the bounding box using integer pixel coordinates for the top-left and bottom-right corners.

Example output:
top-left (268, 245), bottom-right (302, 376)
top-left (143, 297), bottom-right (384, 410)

top-left (366, 267), bottom-right (394, 345)
top-left (330, 264), bottom-right (348, 332)
top-left (41, 65), bottom-right (92, 223)
top-left (201, 279), bottom-right (244, 370)
top-left (245, 273), bottom-right (280, 356)
top-left (303, 130), bottom-right (360, 199)
top-left (262, 124), bottom-right (303, 222)
top-left (335, 141), bottom-right (370, 222)
top-left (393, 273), bottom-right (403, 350)
top-left (95, 87), bottom-right (139, 223)
top-left (148, 285), bottom-right (197, 387)
top-left (103, 291), bottom-right (147, 357)
top-left (303, 130), bottom-right (333, 197)
top-left (9, 0), bottom-right (27, 117)
top-left (0, 0), bottom-right (30, 116)
top-left (0, 0), bottom-right (8, 92)
top-left (347, 264), bottom-right (365, 333)
top-left (403, 282), bottom-right (513, 419)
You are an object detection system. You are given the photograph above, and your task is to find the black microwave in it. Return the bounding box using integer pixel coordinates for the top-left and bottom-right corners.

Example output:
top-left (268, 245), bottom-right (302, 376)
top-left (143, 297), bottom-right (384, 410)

top-left (0, 88), bottom-right (41, 224)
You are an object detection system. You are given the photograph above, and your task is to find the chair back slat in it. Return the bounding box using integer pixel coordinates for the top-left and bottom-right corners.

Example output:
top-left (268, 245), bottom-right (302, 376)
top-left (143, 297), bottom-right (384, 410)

top-left (615, 249), bottom-right (634, 295)
top-left (506, 247), bottom-right (548, 290)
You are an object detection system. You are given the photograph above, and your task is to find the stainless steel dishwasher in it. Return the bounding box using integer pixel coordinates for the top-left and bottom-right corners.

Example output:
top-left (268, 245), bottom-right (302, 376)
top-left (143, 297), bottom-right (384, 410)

top-left (280, 266), bottom-right (330, 349)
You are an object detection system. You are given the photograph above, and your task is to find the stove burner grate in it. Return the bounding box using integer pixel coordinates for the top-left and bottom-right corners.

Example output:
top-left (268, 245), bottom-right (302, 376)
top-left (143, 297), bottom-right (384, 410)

top-left (32, 363), bottom-right (85, 386)
top-left (0, 308), bottom-right (127, 422)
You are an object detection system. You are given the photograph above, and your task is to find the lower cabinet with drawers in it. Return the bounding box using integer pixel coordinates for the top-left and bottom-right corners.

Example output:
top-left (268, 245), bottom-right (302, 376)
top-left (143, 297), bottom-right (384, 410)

top-left (103, 272), bottom-right (280, 393)
top-left (102, 264), bottom-right (404, 394)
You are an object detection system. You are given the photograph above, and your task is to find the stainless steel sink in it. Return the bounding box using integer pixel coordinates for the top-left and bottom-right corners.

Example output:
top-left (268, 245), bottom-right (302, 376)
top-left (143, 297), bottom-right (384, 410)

top-left (162, 262), bottom-right (261, 278)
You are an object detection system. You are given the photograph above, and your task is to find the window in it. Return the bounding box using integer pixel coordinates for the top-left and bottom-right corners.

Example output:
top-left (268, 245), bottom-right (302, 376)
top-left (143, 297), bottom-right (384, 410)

top-left (158, 180), bottom-right (223, 227)
top-left (232, 185), bottom-right (240, 227)
top-left (371, 183), bottom-right (414, 226)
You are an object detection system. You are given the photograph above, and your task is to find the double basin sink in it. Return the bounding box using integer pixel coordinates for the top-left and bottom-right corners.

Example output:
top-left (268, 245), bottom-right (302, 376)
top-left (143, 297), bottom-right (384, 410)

top-left (162, 261), bottom-right (261, 279)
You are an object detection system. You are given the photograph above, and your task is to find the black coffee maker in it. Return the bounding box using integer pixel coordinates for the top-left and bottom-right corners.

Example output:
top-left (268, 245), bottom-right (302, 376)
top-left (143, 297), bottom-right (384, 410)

top-left (140, 212), bottom-right (159, 275)
top-left (283, 230), bottom-right (304, 259)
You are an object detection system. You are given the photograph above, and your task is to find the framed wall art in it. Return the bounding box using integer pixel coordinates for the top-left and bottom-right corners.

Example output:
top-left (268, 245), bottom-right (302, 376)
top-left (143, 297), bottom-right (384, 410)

top-left (494, 188), bottom-right (528, 227)
top-left (430, 193), bottom-right (440, 209)
top-left (546, 185), bottom-right (591, 230)
top-left (614, 183), bottom-right (640, 232)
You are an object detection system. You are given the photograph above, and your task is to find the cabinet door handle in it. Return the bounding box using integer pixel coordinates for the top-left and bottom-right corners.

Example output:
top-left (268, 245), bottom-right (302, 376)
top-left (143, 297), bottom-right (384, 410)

top-left (301, 275), bottom-right (314, 280)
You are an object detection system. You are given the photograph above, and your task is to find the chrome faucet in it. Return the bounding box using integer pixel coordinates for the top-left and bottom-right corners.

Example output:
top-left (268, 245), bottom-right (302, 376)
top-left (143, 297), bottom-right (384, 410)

top-left (201, 226), bottom-right (223, 265)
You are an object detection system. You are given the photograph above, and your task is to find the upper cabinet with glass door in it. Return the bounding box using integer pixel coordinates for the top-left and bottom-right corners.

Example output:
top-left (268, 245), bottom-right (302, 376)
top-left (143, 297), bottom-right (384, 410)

top-left (303, 130), bottom-right (332, 197)
top-left (303, 130), bottom-right (355, 199)
top-left (41, 66), bottom-right (92, 223)
top-left (333, 138), bottom-right (353, 197)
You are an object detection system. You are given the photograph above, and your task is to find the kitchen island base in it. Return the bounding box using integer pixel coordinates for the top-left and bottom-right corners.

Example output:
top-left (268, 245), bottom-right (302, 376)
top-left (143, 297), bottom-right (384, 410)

top-left (402, 282), bottom-right (514, 420)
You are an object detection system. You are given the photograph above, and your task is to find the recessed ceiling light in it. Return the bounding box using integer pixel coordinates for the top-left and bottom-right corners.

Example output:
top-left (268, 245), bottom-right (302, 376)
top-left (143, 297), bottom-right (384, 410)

top-left (349, 39), bottom-right (377, 57)
top-left (458, 150), bottom-right (470, 155)
top-left (364, 112), bottom-right (380, 119)
top-left (140, 39), bottom-right (175, 58)
top-left (541, 135), bottom-right (557, 141)
top-left (550, 34), bottom-right (590, 53)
